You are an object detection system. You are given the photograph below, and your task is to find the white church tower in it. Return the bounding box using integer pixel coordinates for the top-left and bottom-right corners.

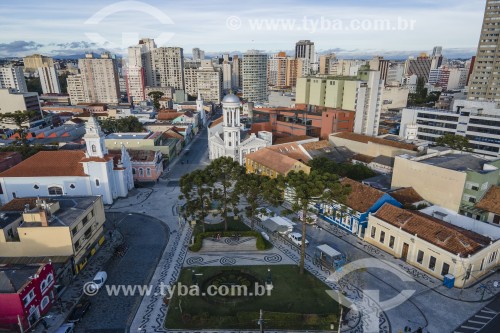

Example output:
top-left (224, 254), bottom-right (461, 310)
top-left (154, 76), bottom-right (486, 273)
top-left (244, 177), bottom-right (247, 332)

top-left (222, 94), bottom-right (241, 160)
top-left (83, 116), bottom-right (108, 158)
top-left (197, 91), bottom-right (206, 126)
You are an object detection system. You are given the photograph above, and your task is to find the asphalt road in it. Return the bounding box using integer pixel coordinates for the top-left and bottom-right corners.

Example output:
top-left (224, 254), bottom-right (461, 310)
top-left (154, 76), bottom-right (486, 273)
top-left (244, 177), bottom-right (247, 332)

top-left (74, 213), bottom-right (169, 333)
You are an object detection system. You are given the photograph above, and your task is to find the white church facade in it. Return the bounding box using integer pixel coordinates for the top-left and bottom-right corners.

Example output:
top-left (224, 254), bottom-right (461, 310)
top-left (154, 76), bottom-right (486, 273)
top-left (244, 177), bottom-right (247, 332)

top-left (0, 117), bottom-right (134, 205)
top-left (208, 94), bottom-right (271, 165)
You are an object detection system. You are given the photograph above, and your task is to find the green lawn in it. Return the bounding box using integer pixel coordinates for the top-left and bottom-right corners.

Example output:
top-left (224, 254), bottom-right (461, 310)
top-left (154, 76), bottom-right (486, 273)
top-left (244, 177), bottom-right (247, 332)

top-left (193, 216), bottom-right (251, 236)
top-left (165, 265), bottom-right (339, 330)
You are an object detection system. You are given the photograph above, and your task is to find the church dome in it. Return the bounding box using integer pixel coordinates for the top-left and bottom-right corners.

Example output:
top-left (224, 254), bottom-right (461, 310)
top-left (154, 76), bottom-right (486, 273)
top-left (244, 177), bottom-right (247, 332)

top-left (222, 94), bottom-right (240, 104)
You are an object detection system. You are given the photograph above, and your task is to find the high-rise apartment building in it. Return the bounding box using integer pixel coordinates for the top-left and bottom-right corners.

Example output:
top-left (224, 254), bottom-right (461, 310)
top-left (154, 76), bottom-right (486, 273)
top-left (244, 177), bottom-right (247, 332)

top-left (319, 53), bottom-right (337, 75)
top-left (232, 55), bottom-right (242, 90)
top-left (0, 66), bottom-right (27, 93)
top-left (222, 61), bottom-right (232, 91)
top-left (37, 66), bottom-right (61, 94)
top-left (78, 52), bottom-right (121, 104)
top-left (405, 54), bottom-right (432, 82)
top-left (67, 74), bottom-right (87, 105)
top-left (369, 56), bottom-right (389, 84)
top-left (468, 0), bottom-right (500, 103)
top-left (152, 47), bottom-right (184, 90)
top-left (192, 48), bottom-right (205, 61)
top-left (22, 54), bottom-right (54, 71)
top-left (197, 61), bottom-right (223, 103)
top-left (242, 50), bottom-right (268, 102)
top-left (296, 69), bottom-right (384, 136)
top-left (267, 52), bottom-right (288, 88)
top-left (126, 45), bottom-right (147, 103)
top-left (295, 40), bottom-right (315, 74)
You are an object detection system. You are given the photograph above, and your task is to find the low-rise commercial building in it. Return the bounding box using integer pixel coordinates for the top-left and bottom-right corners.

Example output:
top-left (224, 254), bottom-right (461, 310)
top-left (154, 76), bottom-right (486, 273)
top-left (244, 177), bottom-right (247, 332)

top-left (0, 88), bottom-right (41, 114)
top-left (365, 203), bottom-right (500, 288)
top-left (110, 149), bottom-right (163, 182)
top-left (475, 185), bottom-right (500, 225)
top-left (318, 178), bottom-right (402, 237)
top-left (330, 132), bottom-right (419, 158)
top-left (399, 100), bottom-right (500, 158)
top-left (0, 262), bottom-right (56, 331)
top-left (391, 150), bottom-right (500, 215)
top-left (0, 196), bottom-right (106, 274)
top-left (105, 132), bottom-right (179, 162)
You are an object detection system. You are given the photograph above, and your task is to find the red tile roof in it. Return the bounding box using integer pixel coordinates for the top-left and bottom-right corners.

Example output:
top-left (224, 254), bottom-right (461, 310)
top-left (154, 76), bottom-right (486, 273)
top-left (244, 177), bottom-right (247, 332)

top-left (209, 117), bottom-right (223, 128)
top-left (333, 132), bottom-right (418, 151)
top-left (476, 186), bottom-right (500, 215)
top-left (268, 143), bottom-right (310, 163)
top-left (389, 188), bottom-right (425, 206)
top-left (341, 178), bottom-right (386, 212)
top-left (0, 151), bottom-right (88, 177)
top-left (374, 204), bottom-right (491, 256)
top-left (351, 154), bottom-right (375, 164)
top-left (273, 136), bottom-right (314, 145)
top-left (246, 148), bottom-right (304, 175)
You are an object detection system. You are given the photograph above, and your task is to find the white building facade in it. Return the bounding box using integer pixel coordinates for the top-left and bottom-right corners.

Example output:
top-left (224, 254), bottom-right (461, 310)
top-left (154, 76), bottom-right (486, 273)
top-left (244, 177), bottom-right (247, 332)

top-left (208, 94), bottom-right (270, 165)
top-left (0, 117), bottom-right (134, 204)
top-left (0, 66), bottom-right (27, 93)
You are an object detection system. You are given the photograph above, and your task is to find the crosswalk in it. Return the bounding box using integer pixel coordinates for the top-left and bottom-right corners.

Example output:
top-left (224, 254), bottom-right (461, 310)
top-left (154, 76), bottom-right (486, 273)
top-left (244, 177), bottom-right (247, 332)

top-left (454, 307), bottom-right (498, 333)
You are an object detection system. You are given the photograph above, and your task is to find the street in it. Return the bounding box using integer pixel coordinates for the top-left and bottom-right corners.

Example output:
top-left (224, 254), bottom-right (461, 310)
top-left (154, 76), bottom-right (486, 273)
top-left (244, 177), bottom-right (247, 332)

top-left (74, 213), bottom-right (169, 332)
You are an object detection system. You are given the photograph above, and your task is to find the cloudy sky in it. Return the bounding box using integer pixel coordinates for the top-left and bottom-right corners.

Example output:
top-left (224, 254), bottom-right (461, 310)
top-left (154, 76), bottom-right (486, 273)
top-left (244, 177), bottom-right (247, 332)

top-left (0, 0), bottom-right (486, 58)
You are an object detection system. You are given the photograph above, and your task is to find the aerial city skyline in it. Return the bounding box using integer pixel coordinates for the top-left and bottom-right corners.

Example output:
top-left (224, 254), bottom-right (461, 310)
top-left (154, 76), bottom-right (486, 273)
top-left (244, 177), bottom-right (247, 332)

top-left (0, 1), bottom-right (499, 333)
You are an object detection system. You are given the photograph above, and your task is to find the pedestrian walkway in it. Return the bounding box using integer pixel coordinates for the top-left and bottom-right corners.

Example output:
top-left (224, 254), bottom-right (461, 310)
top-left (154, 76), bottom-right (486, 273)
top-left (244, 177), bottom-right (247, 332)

top-left (130, 224), bottom-right (193, 333)
top-left (202, 236), bottom-right (257, 252)
top-left (32, 230), bottom-right (123, 333)
top-left (315, 218), bottom-right (500, 303)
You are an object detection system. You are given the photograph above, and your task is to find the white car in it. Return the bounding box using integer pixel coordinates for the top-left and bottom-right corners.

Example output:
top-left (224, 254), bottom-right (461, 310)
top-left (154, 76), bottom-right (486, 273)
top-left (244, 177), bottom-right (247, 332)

top-left (55, 323), bottom-right (74, 333)
top-left (260, 231), bottom-right (270, 241)
top-left (288, 232), bottom-right (309, 247)
top-left (89, 271), bottom-right (107, 292)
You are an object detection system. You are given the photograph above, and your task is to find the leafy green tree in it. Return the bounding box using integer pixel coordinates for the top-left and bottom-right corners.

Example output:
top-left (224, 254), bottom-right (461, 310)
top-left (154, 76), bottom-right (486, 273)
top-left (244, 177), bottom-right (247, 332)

top-left (179, 169), bottom-right (214, 233)
top-left (436, 133), bottom-right (472, 152)
top-left (206, 157), bottom-right (245, 231)
top-left (26, 77), bottom-right (42, 94)
top-left (308, 157), bottom-right (375, 181)
top-left (236, 173), bottom-right (281, 228)
top-left (148, 91), bottom-right (164, 110)
top-left (59, 73), bottom-right (69, 94)
top-left (279, 171), bottom-right (350, 274)
top-left (99, 117), bottom-right (144, 134)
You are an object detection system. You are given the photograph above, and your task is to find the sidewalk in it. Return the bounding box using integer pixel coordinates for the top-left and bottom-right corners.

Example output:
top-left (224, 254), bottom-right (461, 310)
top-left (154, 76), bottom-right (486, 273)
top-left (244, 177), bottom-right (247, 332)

top-left (32, 229), bottom-right (123, 333)
top-left (314, 218), bottom-right (500, 303)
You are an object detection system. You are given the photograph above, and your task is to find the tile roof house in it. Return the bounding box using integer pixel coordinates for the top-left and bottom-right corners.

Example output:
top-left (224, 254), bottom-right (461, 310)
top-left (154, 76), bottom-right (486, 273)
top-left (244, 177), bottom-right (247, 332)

top-left (245, 147), bottom-right (311, 178)
top-left (366, 203), bottom-right (500, 288)
top-left (389, 187), bottom-right (427, 208)
top-left (317, 178), bottom-right (402, 237)
top-left (475, 185), bottom-right (500, 225)
top-left (0, 117), bottom-right (134, 205)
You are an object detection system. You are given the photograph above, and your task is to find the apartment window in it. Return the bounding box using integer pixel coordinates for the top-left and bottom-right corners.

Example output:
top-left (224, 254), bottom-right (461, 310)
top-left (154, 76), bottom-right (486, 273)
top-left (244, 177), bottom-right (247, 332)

top-left (71, 226), bottom-right (78, 236)
top-left (429, 256), bottom-right (436, 271)
top-left (82, 216), bottom-right (88, 226)
top-left (488, 250), bottom-right (498, 263)
top-left (74, 239), bottom-right (81, 251)
top-left (370, 226), bottom-right (376, 238)
top-left (389, 236), bottom-right (395, 249)
top-left (379, 231), bottom-right (385, 244)
top-left (40, 296), bottom-right (50, 310)
top-left (23, 289), bottom-right (35, 307)
top-left (139, 168), bottom-right (144, 177)
top-left (48, 186), bottom-right (63, 195)
top-left (441, 263), bottom-right (450, 276)
top-left (417, 250), bottom-right (424, 264)
top-left (146, 168), bottom-right (151, 176)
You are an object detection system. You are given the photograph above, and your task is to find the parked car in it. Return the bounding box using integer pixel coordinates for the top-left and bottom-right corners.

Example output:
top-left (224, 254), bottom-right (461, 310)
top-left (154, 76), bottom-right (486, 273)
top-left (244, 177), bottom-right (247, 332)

top-left (260, 231), bottom-right (270, 241)
top-left (55, 323), bottom-right (74, 333)
top-left (89, 271), bottom-right (107, 293)
top-left (288, 232), bottom-right (309, 247)
top-left (67, 298), bottom-right (91, 323)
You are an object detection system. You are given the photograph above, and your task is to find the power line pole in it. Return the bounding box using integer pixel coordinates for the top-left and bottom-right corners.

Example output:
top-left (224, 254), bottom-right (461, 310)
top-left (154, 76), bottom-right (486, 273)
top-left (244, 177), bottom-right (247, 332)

top-left (258, 309), bottom-right (264, 333)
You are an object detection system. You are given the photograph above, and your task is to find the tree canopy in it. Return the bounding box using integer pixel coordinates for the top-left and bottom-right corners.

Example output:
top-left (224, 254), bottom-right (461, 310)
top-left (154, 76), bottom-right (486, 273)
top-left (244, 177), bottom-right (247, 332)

top-left (436, 133), bottom-right (471, 152)
top-left (99, 116), bottom-right (144, 134)
top-left (308, 157), bottom-right (375, 181)
top-left (148, 91), bottom-right (164, 110)
top-left (179, 169), bottom-right (214, 232)
top-left (278, 170), bottom-right (350, 274)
